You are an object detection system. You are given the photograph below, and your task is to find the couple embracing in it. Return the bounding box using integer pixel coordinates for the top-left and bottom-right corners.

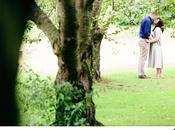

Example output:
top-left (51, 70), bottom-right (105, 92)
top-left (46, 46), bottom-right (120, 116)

top-left (138, 11), bottom-right (164, 79)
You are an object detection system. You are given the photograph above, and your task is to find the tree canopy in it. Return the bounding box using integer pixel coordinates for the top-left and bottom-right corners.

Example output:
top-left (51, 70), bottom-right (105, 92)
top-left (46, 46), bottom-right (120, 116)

top-left (100, 0), bottom-right (175, 32)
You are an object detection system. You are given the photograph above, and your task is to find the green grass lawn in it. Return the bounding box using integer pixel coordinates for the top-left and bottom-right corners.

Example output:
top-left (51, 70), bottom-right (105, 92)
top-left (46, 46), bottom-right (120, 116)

top-left (93, 68), bottom-right (175, 126)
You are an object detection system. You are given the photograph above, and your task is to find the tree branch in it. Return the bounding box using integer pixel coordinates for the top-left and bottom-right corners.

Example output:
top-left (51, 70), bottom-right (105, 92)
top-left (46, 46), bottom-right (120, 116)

top-left (29, 2), bottom-right (60, 55)
top-left (92, 0), bottom-right (103, 17)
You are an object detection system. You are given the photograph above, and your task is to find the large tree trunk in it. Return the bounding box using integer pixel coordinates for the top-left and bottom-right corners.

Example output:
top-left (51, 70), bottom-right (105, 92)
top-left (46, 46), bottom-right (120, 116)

top-left (0, 0), bottom-right (34, 125)
top-left (30, 0), bottom-right (103, 125)
top-left (55, 0), bottom-right (97, 125)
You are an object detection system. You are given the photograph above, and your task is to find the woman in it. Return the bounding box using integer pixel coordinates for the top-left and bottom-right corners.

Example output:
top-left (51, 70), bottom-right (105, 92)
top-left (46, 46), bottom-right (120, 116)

top-left (147, 18), bottom-right (164, 78)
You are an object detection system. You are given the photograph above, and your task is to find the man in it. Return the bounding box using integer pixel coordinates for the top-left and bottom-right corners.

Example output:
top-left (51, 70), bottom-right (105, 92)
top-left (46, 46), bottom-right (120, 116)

top-left (138, 11), bottom-right (158, 79)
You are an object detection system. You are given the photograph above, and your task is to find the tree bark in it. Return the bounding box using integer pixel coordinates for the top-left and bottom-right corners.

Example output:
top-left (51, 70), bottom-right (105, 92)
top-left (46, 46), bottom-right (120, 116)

top-left (30, 0), bottom-right (103, 81)
top-left (54, 0), bottom-right (99, 125)
top-left (91, 0), bottom-right (103, 80)
top-left (30, 0), bottom-right (103, 125)
top-left (30, 1), bottom-right (61, 56)
top-left (91, 28), bottom-right (103, 80)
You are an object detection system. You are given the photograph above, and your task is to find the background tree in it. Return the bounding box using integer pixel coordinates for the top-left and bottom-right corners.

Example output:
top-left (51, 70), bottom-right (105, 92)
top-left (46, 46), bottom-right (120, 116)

top-left (29, 0), bottom-right (104, 125)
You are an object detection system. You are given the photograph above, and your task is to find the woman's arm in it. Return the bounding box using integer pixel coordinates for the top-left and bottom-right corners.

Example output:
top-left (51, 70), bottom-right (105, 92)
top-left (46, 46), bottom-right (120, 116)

top-left (146, 27), bottom-right (162, 43)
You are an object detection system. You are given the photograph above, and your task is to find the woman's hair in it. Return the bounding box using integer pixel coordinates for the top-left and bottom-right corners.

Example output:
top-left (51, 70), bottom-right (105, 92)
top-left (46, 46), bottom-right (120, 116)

top-left (153, 18), bottom-right (164, 32)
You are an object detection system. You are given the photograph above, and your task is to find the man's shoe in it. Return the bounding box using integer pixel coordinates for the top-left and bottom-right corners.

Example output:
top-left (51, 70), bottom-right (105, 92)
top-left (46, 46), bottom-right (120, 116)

top-left (138, 75), bottom-right (146, 79)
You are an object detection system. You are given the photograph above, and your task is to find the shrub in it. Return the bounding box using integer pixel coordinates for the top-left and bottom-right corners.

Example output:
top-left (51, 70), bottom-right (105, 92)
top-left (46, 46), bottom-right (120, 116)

top-left (53, 82), bottom-right (89, 126)
top-left (16, 69), bottom-right (56, 125)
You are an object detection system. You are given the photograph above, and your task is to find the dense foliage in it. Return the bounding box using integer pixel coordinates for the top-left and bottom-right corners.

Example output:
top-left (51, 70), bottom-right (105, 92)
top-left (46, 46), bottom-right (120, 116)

top-left (16, 69), bottom-right (56, 125)
top-left (54, 82), bottom-right (89, 126)
top-left (16, 69), bottom-right (91, 126)
top-left (100, 0), bottom-right (175, 33)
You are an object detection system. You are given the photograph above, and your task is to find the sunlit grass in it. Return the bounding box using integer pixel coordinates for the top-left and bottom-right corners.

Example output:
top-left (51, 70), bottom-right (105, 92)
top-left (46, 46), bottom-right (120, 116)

top-left (94, 68), bottom-right (175, 126)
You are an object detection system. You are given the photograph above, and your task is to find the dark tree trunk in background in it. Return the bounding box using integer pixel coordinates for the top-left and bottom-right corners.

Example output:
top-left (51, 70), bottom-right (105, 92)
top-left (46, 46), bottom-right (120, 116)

top-left (0, 0), bottom-right (34, 125)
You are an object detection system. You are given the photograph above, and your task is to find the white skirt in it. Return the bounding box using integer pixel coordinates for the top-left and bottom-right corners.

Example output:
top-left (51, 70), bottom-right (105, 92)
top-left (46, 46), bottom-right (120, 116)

top-left (148, 43), bottom-right (163, 68)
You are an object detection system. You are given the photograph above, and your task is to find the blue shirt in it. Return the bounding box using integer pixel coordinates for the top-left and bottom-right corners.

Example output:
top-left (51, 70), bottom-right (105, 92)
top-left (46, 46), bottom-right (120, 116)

top-left (139, 16), bottom-right (152, 39)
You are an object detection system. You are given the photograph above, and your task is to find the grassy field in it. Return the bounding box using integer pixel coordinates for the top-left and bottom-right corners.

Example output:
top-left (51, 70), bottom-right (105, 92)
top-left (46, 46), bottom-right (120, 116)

top-left (16, 68), bottom-right (175, 125)
top-left (93, 68), bottom-right (175, 126)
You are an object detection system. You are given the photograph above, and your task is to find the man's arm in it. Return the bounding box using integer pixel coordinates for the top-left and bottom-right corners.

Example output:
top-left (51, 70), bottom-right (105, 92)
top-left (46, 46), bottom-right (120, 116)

top-left (144, 20), bottom-right (151, 39)
top-left (147, 28), bottom-right (162, 43)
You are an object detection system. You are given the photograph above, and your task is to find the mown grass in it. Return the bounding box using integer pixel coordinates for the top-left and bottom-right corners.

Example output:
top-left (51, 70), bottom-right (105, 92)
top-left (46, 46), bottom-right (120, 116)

top-left (16, 68), bottom-right (175, 126)
top-left (93, 68), bottom-right (175, 126)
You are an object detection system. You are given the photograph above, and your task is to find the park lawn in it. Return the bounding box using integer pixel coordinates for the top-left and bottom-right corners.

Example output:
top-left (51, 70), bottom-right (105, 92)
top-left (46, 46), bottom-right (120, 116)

top-left (93, 68), bottom-right (175, 126)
